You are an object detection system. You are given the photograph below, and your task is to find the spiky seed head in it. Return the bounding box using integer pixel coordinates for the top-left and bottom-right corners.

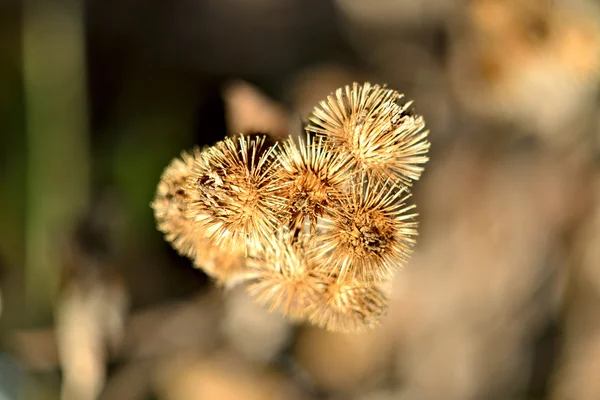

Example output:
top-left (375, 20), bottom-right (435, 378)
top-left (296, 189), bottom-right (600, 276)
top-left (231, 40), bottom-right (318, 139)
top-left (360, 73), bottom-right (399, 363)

top-left (193, 240), bottom-right (249, 286)
top-left (307, 82), bottom-right (431, 186)
top-left (278, 134), bottom-right (352, 234)
top-left (151, 148), bottom-right (203, 258)
top-left (153, 83), bottom-right (429, 333)
top-left (186, 134), bottom-right (288, 253)
top-left (313, 175), bottom-right (418, 282)
top-left (246, 231), bottom-right (324, 320)
top-left (306, 277), bottom-right (390, 332)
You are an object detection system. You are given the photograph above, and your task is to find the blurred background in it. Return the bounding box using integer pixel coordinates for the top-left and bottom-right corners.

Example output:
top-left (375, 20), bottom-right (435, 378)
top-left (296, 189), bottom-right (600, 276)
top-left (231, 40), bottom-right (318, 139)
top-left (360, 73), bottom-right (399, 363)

top-left (1, 0), bottom-right (600, 398)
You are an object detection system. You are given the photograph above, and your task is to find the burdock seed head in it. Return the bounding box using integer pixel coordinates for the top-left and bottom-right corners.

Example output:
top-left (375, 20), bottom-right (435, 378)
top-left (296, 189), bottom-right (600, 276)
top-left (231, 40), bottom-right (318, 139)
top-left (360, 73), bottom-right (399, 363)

top-left (151, 148), bottom-right (202, 258)
top-left (246, 231), bottom-right (324, 321)
top-left (152, 82), bottom-right (430, 333)
top-left (277, 133), bottom-right (352, 234)
top-left (246, 230), bottom-right (391, 332)
top-left (307, 82), bottom-right (431, 186)
top-left (313, 174), bottom-right (418, 282)
top-left (306, 276), bottom-right (390, 332)
top-left (192, 240), bottom-right (249, 286)
top-left (186, 133), bottom-right (287, 254)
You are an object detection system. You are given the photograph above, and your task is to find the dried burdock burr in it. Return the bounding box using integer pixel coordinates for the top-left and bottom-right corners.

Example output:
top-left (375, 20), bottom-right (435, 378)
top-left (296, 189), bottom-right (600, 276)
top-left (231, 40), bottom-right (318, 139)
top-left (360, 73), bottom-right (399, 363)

top-left (152, 83), bottom-right (430, 333)
top-left (313, 175), bottom-right (418, 282)
top-left (277, 134), bottom-right (351, 234)
top-left (186, 134), bottom-right (288, 253)
top-left (192, 240), bottom-right (248, 286)
top-left (306, 276), bottom-right (390, 332)
top-left (151, 148), bottom-right (202, 258)
top-left (246, 231), bottom-right (324, 321)
top-left (307, 82), bottom-right (430, 186)
top-left (247, 230), bottom-right (391, 331)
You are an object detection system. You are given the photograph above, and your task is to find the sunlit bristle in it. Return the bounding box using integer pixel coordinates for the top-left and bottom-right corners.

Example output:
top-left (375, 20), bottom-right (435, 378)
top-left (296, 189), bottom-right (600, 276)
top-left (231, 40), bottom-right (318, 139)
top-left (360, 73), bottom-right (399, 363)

top-left (313, 174), bottom-right (418, 282)
top-left (306, 277), bottom-right (390, 332)
top-left (186, 134), bottom-right (288, 254)
top-left (151, 148), bottom-right (203, 258)
top-left (277, 134), bottom-right (352, 234)
top-left (307, 82), bottom-right (431, 185)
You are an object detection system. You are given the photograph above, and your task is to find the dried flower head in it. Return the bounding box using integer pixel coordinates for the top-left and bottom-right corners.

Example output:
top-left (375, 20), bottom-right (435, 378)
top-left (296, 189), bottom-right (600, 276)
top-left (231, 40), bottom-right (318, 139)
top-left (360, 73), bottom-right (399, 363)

top-left (153, 83), bottom-right (430, 333)
top-left (186, 134), bottom-right (287, 253)
top-left (193, 240), bottom-right (248, 286)
top-left (278, 134), bottom-right (351, 234)
top-left (307, 82), bottom-right (430, 186)
top-left (314, 175), bottom-right (418, 282)
top-left (246, 231), bottom-right (324, 320)
top-left (151, 148), bottom-right (202, 257)
top-left (306, 277), bottom-right (390, 332)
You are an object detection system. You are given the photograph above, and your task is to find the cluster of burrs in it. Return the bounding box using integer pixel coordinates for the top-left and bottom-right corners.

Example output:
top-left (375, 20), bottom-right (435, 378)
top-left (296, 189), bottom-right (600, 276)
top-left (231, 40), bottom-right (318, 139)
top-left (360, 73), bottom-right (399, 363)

top-left (151, 83), bottom-right (430, 332)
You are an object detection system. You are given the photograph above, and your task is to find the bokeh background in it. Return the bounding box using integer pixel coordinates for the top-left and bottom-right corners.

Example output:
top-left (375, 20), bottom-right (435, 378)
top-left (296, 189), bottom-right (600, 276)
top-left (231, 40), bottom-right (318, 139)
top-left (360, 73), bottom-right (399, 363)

top-left (1, 0), bottom-right (600, 399)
